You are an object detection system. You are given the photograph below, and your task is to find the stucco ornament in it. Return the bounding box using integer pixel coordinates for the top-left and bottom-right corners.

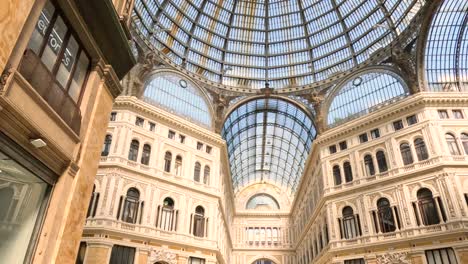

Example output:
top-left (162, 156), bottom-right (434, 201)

top-left (377, 252), bottom-right (409, 264)
top-left (147, 248), bottom-right (177, 264)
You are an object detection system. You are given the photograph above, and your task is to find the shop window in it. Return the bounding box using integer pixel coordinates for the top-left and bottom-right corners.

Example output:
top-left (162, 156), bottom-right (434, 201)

top-left (344, 259), bottom-right (365, 264)
top-left (109, 245), bottom-right (135, 264)
top-left (425, 248), bottom-right (458, 264)
top-left (189, 257), bottom-right (206, 264)
top-left (21, 1), bottom-right (91, 133)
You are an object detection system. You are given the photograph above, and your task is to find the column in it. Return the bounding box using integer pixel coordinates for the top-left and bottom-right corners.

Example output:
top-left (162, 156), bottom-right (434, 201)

top-left (434, 197), bottom-right (445, 223)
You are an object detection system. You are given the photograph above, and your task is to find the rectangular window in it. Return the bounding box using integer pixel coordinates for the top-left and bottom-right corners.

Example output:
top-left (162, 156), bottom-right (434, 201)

top-left (406, 114), bottom-right (418, 125)
top-left (25, 1), bottom-right (90, 103)
top-left (206, 146), bottom-right (212, 154)
top-left (393, 120), bottom-right (404, 131)
top-left (329, 145), bottom-right (337, 154)
top-left (75, 242), bottom-right (87, 264)
top-left (179, 135), bottom-right (185, 143)
top-left (371, 129), bottom-right (380, 139)
top-left (359, 133), bottom-right (368, 143)
top-left (149, 122), bottom-right (156, 132)
top-left (109, 245), bottom-right (135, 264)
top-left (425, 248), bottom-right (458, 264)
top-left (339, 141), bottom-right (347, 150)
top-left (197, 142), bottom-right (204, 150)
top-left (110, 112), bottom-right (117, 121)
top-left (452, 110), bottom-right (464, 119)
top-left (438, 110), bottom-right (449, 119)
top-left (135, 117), bottom-right (144, 127)
top-left (344, 259), bottom-right (365, 264)
top-left (189, 257), bottom-right (206, 264)
top-left (168, 130), bottom-right (175, 139)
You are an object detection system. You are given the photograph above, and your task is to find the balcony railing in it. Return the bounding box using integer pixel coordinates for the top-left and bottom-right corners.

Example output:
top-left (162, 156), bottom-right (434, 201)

top-left (19, 49), bottom-right (81, 134)
top-left (85, 217), bottom-right (217, 248)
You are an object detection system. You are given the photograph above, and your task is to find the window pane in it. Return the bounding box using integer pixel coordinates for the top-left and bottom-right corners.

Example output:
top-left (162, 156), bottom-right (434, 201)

top-left (56, 35), bottom-right (79, 88)
top-left (28, 1), bottom-right (55, 53)
top-left (68, 51), bottom-right (90, 102)
top-left (41, 16), bottom-right (67, 71)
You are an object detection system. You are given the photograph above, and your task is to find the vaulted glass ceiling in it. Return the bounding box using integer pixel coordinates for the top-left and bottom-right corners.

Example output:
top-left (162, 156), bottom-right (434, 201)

top-left (222, 98), bottom-right (316, 194)
top-left (132, 0), bottom-right (425, 90)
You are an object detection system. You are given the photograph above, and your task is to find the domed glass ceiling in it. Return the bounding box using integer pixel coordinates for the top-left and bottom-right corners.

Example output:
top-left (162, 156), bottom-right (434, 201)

top-left (132, 0), bottom-right (425, 90)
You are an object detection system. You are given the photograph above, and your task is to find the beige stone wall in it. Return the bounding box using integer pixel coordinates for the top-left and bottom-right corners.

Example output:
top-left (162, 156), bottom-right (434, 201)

top-left (0, 0), bottom-right (35, 73)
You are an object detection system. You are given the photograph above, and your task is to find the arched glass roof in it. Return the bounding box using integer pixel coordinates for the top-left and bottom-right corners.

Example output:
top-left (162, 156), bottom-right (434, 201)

top-left (142, 72), bottom-right (212, 128)
top-left (327, 71), bottom-right (408, 127)
top-left (222, 98), bottom-right (316, 194)
top-left (132, 0), bottom-right (425, 90)
top-left (424, 0), bottom-right (468, 92)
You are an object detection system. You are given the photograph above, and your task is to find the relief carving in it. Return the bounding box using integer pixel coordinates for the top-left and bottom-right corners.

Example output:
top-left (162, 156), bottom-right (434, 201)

top-left (147, 248), bottom-right (177, 264)
top-left (377, 252), bottom-right (410, 264)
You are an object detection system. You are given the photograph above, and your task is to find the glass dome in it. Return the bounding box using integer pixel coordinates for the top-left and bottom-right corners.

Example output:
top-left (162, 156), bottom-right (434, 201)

top-left (132, 0), bottom-right (425, 91)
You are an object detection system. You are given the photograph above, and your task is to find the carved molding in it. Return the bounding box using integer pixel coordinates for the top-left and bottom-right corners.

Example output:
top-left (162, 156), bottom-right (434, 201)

top-left (0, 66), bottom-right (13, 91)
top-left (147, 248), bottom-right (177, 264)
top-left (377, 252), bottom-right (410, 264)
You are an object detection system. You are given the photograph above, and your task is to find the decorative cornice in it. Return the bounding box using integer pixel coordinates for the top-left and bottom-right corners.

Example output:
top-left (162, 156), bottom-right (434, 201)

top-left (113, 96), bottom-right (225, 145)
top-left (92, 59), bottom-right (123, 99)
top-left (317, 93), bottom-right (468, 144)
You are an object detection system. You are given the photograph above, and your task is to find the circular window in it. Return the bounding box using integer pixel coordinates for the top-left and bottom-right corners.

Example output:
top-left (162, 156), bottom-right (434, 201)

top-left (179, 79), bottom-right (188, 88)
top-left (352, 77), bottom-right (363, 86)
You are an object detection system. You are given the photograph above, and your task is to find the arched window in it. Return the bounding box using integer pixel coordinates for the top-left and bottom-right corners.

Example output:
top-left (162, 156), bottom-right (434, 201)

top-left (141, 144), bottom-right (151, 165)
top-left (445, 133), bottom-right (461, 155)
top-left (128, 140), bottom-right (139, 161)
top-left (414, 138), bottom-right (429, 161)
top-left (246, 193), bottom-right (280, 210)
top-left (376, 151), bottom-right (388, 173)
top-left (203, 165), bottom-right (210, 185)
top-left (400, 143), bottom-right (413, 165)
top-left (157, 197), bottom-right (177, 231)
top-left (253, 259), bottom-right (275, 264)
top-left (333, 165), bottom-right (342, 185)
top-left (377, 198), bottom-right (396, 233)
top-left (192, 206), bottom-right (206, 237)
top-left (86, 185), bottom-right (100, 218)
top-left (194, 162), bottom-right (201, 182)
top-left (101, 135), bottom-right (112, 156)
top-left (343, 162), bottom-right (353, 183)
top-left (164, 151), bottom-right (172, 172)
top-left (121, 188), bottom-right (140, 224)
top-left (175, 155), bottom-right (182, 176)
top-left (364, 154), bottom-right (375, 176)
top-left (327, 72), bottom-right (408, 127)
top-left (0, 187), bottom-right (14, 221)
top-left (340, 206), bottom-right (361, 239)
top-left (142, 73), bottom-right (212, 128)
top-left (461, 133), bottom-right (468, 155)
top-left (417, 188), bottom-right (440, 226)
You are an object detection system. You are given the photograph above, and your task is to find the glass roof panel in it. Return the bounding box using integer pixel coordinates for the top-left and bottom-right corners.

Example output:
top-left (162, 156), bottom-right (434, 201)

top-left (222, 98), bottom-right (316, 194)
top-left (132, 0), bottom-right (425, 90)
